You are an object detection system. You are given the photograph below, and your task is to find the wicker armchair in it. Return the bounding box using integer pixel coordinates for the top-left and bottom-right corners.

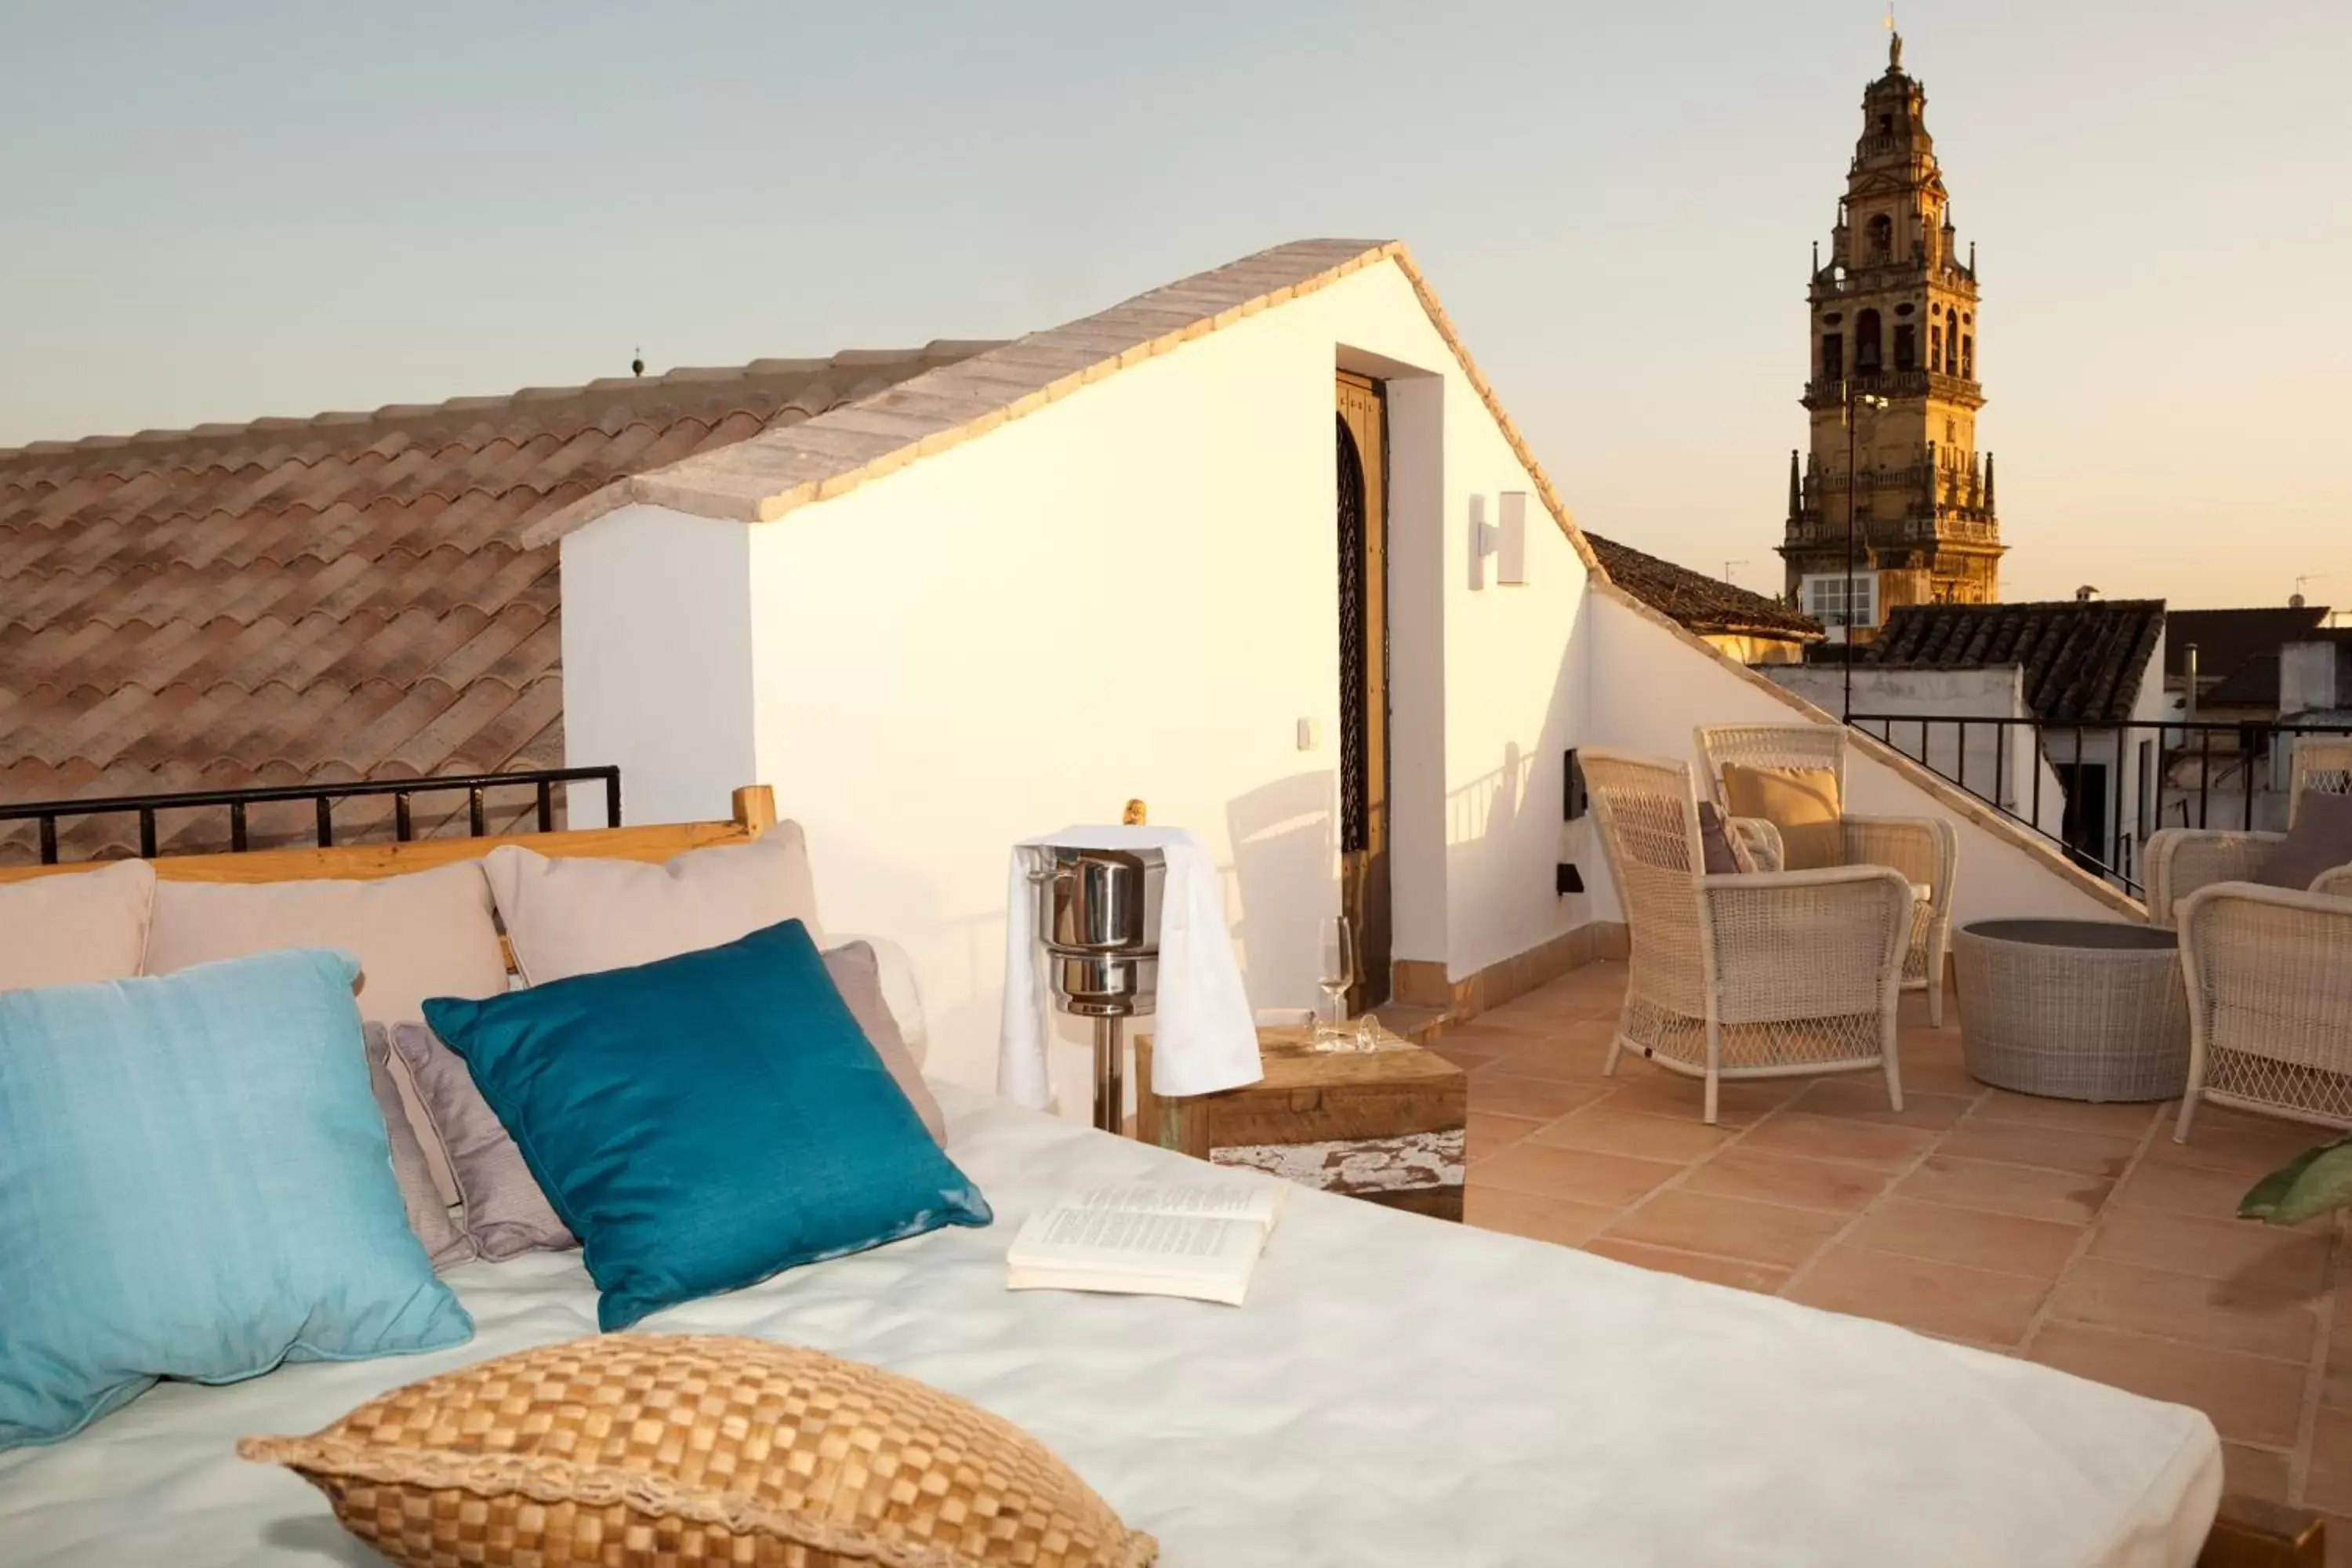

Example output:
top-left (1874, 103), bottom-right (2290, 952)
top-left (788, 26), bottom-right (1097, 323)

top-left (1581, 749), bottom-right (1915, 1124)
top-left (2175, 864), bottom-right (2352, 1140)
top-left (2147, 739), bottom-right (2352, 927)
top-left (1693, 724), bottom-right (1960, 1025)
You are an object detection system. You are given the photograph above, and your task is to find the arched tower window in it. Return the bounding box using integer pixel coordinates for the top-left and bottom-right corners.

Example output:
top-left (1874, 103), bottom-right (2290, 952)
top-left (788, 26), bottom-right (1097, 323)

top-left (1961, 334), bottom-right (1974, 378)
top-left (1893, 321), bottom-right (1916, 372)
top-left (1820, 332), bottom-right (1843, 380)
top-left (1929, 321), bottom-right (1944, 373)
top-left (1855, 309), bottom-right (1882, 372)
top-left (1867, 214), bottom-right (1893, 260)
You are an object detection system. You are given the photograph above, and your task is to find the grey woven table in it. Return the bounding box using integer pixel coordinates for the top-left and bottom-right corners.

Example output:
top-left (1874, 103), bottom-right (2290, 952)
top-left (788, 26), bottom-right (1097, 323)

top-left (1953, 919), bottom-right (2190, 1102)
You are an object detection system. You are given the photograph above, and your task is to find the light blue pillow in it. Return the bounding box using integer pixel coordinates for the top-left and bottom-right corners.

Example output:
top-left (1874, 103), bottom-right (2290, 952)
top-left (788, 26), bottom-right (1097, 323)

top-left (0, 947), bottom-right (474, 1449)
top-left (423, 917), bottom-right (991, 1331)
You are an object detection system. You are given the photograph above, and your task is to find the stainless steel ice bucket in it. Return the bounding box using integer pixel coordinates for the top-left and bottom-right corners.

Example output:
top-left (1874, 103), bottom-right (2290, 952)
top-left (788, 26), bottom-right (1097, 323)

top-left (1033, 846), bottom-right (1164, 1018)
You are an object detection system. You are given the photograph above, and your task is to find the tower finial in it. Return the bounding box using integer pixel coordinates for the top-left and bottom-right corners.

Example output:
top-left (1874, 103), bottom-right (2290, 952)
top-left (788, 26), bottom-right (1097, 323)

top-left (1886, 5), bottom-right (1902, 71)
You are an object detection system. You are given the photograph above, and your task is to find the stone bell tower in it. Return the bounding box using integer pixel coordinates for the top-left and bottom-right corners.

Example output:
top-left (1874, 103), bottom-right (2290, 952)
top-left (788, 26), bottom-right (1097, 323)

top-left (1780, 30), bottom-right (2003, 635)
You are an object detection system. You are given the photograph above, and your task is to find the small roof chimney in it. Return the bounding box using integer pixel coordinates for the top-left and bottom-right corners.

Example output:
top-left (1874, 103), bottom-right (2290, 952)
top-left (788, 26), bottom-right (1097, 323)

top-left (2074, 585), bottom-right (2099, 602)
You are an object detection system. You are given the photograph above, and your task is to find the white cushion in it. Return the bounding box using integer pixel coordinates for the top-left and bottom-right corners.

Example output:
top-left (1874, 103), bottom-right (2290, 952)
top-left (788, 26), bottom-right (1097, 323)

top-left (0, 861), bottom-right (156, 991)
top-left (483, 827), bottom-right (823, 986)
top-left (142, 862), bottom-right (509, 1023)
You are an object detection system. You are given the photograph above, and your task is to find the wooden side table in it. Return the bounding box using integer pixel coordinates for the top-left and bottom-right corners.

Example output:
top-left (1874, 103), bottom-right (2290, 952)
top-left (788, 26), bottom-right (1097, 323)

top-left (1134, 1024), bottom-right (1466, 1221)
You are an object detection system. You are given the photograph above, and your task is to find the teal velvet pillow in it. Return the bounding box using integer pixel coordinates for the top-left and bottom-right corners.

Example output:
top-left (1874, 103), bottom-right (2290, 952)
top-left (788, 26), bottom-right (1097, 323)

top-left (0, 949), bottom-right (474, 1450)
top-left (423, 918), bottom-right (989, 1330)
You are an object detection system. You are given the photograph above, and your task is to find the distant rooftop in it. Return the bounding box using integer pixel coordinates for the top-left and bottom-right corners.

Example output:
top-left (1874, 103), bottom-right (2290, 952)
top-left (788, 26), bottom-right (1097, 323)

top-left (0, 345), bottom-right (997, 860)
top-left (2162, 604), bottom-right (2331, 685)
top-left (1866, 599), bottom-right (2166, 725)
top-left (1583, 533), bottom-right (1821, 643)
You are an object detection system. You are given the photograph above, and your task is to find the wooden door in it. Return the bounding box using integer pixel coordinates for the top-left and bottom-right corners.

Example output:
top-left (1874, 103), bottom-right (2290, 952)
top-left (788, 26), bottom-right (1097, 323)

top-left (1334, 372), bottom-right (1391, 1011)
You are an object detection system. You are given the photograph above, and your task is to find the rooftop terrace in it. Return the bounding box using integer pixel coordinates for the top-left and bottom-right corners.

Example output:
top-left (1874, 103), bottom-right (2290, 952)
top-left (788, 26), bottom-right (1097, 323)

top-left (1450, 961), bottom-right (2343, 1542)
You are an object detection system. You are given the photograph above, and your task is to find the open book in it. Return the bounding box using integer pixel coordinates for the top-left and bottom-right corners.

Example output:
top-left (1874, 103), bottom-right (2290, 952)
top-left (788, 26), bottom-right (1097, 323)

top-left (1005, 1181), bottom-right (1287, 1306)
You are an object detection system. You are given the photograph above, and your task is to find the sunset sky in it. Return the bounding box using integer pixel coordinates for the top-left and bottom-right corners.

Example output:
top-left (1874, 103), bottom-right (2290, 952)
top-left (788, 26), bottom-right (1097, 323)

top-left (4, 0), bottom-right (2343, 609)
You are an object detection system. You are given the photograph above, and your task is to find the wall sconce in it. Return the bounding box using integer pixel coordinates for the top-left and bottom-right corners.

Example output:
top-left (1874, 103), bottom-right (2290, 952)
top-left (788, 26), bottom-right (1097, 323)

top-left (1471, 493), bottom-right (1530, 591)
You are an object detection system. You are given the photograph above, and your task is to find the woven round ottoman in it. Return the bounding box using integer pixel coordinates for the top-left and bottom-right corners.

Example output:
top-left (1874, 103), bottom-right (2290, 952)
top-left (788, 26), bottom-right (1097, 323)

top-left (1954, 919), bottom-right (2190, 1102)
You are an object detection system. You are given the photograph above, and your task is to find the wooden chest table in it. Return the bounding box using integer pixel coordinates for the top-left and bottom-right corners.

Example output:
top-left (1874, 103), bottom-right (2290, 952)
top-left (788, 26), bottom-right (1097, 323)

top-left (1134, 1025), bottom-right (1467, 1221)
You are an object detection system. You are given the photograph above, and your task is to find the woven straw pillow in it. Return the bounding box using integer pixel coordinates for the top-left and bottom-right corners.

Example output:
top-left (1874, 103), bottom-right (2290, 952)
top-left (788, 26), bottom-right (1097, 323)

top-left (241, 1334), bottom-right (1156, 1568)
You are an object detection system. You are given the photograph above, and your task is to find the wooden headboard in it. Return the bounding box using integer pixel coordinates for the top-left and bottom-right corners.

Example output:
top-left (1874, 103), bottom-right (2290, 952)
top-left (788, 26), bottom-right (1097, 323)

top-left (0, 786), bottom-right (775, 887)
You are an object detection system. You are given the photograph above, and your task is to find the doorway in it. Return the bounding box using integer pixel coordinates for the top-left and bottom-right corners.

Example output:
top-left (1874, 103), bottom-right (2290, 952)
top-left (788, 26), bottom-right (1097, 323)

top-left (1335, 371), bottom-right (1392, 1012)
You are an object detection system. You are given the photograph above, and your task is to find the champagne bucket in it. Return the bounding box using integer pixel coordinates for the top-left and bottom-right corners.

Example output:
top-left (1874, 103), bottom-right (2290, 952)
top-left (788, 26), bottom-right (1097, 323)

top-left (1033, 847), bottom-right (1164, 1018)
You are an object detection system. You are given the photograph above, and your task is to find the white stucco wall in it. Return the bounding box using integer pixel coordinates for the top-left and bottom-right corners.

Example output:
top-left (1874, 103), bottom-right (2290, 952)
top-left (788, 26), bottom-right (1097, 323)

top-left (558, 509), bottom-right (757, 829)
top-left (1588, 593), bottom-right (2121, 930)
top-left (564, 259), bottom-right (1597, 1104)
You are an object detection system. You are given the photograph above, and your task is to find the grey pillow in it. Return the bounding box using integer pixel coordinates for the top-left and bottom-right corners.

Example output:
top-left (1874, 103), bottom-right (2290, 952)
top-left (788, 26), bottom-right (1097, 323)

top-left (386, 1021), bottom-right (575, 1262)
top-left (1694, 801), bottom-right (1754, 877)
top-left (361, 1025), bottom-right (474, 1270)
top-left (383, 940), bottom-right (948, 1264)
top-left (2255, 789), bottom-right (2352, 891)
top-left (824, 940), bottom-right (947, 1145)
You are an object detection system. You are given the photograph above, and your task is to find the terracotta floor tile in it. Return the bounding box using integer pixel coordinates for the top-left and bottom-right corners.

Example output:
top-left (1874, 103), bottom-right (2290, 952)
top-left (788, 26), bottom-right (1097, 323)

top-left (1528, 1105), bottom-right (1734, 1163)
top-left (1465, 1069), bottom-right (1613, 1121)
top-left (2221, 1442), bottom-right (2292, 1504)
top-left (2046, 1256), bottom-right (2318, 1363)
top-left (1936, 1122), bottom-right (2145, 1178)
top-left (2028, 1323), bottom-right (2307, 1448)
top-left (1682, 1149), bottom-right (1893, 1214)
top-left (1893, 1054), bottom-right (1991, 1098)
top-left (1466, 1110), bottom-right (1546, 1163)
top-left (1464, 1186), bottom-right (1622, 1247)
top-left (1966, 1089), bottom-right (2164, 1138)
top-left (1602, 1189), bottom-right (1845, 1269)
top-left (1788, 1078), bottom-right (1976, 1130)
top-left (1740, 1111), bottom-right (1941, 1171)
top-left (1585, 1071), bottom-right (1797, 1127)
top-left (2307, 1409), bottom-right (2352, 1516)
top-left (1469, 1142), bottom-right (1683, 1208)
top-left (1846, 1198), bottom-right (2085, 1281)
top-left (1896, 1155), bottom-right (2114, 1225)
top-left (1582, 1238), bottom-right (1791, 1294)
top-left (2321, 1512), bottom-right (2352, 1568)
top-left (1433, 1044), bottom-right (1505, 1073)
top-left (1787, 1245), bottom-right (2051, 1345)
top-left (2089, 1207), bottom-right (2332, 1295)
top-left (2153, 1111), bottom-right (2334, 1178)
top-left (2112, 1159), bottom-right (2272, 1220)
top-left (1451, 1035), bottom-right (1610, 1084)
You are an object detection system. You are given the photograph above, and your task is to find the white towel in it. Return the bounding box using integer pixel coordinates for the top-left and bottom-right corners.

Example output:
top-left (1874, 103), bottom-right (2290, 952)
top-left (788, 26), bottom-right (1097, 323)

top-left (996, 826), bottom-right (1262, 1111)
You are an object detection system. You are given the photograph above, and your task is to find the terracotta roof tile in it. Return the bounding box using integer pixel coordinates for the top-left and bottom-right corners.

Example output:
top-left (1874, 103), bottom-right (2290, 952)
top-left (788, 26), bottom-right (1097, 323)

top-left (0, 345), bottom-right (1000, 862)
top-left (1864, 599), bottom-right (2167, 724)
top-left (1584, 533), bottom-right (1822, 642)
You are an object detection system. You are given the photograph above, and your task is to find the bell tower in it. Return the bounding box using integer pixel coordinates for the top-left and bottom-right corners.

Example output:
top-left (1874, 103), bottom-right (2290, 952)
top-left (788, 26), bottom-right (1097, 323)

top-left (1780, 31), bottom-right (2003, 634)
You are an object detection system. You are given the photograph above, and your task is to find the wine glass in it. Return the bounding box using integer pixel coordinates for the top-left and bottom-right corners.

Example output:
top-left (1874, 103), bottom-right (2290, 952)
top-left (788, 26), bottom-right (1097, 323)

top-left (1315, 916), bottom-right (1355, 1050)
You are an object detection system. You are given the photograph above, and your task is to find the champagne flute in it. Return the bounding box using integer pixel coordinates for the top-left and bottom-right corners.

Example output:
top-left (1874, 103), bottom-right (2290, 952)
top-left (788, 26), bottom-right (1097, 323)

top-left (1315, 915), bottom-right (1355, 1050)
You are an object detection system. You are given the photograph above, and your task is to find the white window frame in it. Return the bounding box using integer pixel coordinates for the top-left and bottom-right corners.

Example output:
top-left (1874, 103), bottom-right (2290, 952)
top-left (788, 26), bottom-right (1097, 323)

top-left (1801, 572), bottom-right (1878, 630)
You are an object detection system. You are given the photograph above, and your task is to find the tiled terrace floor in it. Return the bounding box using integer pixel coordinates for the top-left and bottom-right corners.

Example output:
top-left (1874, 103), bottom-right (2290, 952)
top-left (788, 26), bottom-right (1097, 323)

top-left (1447, 959), bottom-right (2349, 1552)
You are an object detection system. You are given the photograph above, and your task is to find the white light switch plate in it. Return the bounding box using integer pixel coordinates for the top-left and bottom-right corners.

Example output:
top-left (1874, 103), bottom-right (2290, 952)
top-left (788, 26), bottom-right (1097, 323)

top-left (1297, 717), bottom-right (1319, 750)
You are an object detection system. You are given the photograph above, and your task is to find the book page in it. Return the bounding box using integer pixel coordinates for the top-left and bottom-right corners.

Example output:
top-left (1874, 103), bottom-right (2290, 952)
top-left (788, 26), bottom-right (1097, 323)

top-left (1061, 1181), bottom-right (1284, 1229)
top-left (1008, 1207), bottom-right (1263, 1278)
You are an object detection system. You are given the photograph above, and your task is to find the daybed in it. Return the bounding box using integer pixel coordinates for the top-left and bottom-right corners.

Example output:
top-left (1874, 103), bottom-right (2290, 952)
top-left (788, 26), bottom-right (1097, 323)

top-left (0, 789), bottom-right (2249, 1566)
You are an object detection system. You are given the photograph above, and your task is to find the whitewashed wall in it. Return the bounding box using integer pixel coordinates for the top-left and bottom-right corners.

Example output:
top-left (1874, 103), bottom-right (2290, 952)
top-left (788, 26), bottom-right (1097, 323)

top-left (565, 260), bottom-right (1596, 1105)
top-left (1586, 593), bottom-right (2122, 930)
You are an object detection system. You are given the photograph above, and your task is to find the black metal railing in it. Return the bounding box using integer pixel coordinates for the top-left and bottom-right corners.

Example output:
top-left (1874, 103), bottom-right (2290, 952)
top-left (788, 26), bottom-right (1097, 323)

top-left (0, 766), bottom-right (622, 866)
top-left (1843, 715), bottom-right (2352, 897)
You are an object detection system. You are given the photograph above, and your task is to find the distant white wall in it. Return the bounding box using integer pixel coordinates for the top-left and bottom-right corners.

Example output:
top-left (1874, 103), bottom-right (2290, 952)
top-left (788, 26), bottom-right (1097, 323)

top-left (559, 508), bottom-right (756, 829)
top-left (568, 259), bottom-right (1597, 1105)
top-left (1765, 664), bottom-right (2037, 819)
top-left (1588, 592), bottom-right (2121, 930)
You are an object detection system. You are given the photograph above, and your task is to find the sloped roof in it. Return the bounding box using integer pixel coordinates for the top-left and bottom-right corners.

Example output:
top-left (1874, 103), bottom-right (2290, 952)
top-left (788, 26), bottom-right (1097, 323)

top-left (1583, 533), bottom-right (1821, 641)
top-left (1865, 599), bottom-right (2166, 724)
top-left (0, 347), bottom-right (994, 861)
top-left (2162, 604), bottom-right (2329, 684)
top-left (524, 238), bottom-right (1604, 582)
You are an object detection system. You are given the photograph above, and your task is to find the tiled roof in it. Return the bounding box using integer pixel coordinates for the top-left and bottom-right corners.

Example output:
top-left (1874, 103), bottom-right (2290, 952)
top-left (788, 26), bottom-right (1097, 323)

top-left (524, 239), bottom-right (1607, 583)
top-left (1865, 599), bottom-right (2166, 724)
top-left (0, 347), bottom-right (994, 862)
top-left (2161, 605), bottom-right (2329, 684)
top-left (1583, 533), bottom-right (1821, 642)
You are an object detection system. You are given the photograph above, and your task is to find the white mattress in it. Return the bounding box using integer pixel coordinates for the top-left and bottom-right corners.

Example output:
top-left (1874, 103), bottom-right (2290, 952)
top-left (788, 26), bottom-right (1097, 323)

top-left (0, 1084), bottom-right (2221, 1567)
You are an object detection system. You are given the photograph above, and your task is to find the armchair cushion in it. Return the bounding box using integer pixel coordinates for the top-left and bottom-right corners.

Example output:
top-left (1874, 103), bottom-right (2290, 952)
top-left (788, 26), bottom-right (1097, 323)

top-left (2254, 789), bottom-right (2352, 892)
top-left (1694, 802), bottom-right (1759, 876)
top-left (1722, 764), bottom-right (1842, 871)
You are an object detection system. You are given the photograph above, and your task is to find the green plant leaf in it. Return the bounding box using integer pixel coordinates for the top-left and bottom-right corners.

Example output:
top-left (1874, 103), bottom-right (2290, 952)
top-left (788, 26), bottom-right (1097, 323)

top-left (2241, 1137), bottom-right (2352, 1225)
